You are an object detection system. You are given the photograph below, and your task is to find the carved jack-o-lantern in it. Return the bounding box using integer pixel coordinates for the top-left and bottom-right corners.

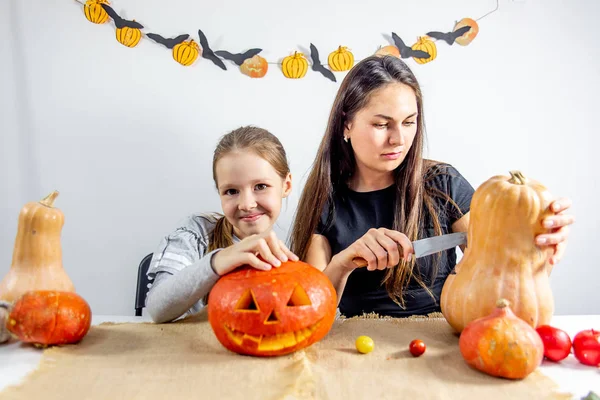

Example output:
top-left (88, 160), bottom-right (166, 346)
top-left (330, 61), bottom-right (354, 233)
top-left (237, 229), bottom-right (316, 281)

top-left (208, 260), bottom-right (337, 357)
top-left (240, 55), bottom-right (268, 78)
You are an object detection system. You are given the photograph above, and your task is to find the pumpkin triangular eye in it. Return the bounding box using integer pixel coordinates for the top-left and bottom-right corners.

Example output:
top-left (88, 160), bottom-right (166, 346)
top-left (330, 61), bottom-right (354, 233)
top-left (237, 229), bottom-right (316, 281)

top-left (264, 310), bottom-right (280, 324)
top-left (235, 290), bottom-right (260, 312)
top-left (287, 285), bottom-right (312, 307)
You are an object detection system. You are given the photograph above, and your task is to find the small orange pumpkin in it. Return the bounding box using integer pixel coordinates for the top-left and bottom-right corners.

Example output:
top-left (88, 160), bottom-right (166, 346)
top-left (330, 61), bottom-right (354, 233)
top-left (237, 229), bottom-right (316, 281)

top-left (173, 39), bottom-right (201, 66)
top-left (240, 55), bottom-right (269, 78)
top-left (282, 52), bottom-right (308, 79)
top-left (454, 18), bottom-right (479, 46)
top-left (208, 260), bottom-right (337, 357)
top-left (412, 36), bottom-right (437, 64)
top-left (375, 45), bottom-right (400, 58)
top-left (441, 171), bottom-right (555, 333)
top-left (328, 46), bottom-right (354, 72)
top-left (8, 291), bottom-right (92, 347)
top-left (83, 0), bottom-right (110, 24)
top-left (459, 299), bottom-right (544, 380)
top-left (116, 25), bottom-right (142, 48)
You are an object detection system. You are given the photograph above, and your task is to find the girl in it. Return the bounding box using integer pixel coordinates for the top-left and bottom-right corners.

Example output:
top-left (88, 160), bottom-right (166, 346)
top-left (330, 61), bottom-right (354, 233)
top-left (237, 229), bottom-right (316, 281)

top-left (290, 55), bottom-right (574, 318)
top-left (146, 126), bottom-right (298, 323)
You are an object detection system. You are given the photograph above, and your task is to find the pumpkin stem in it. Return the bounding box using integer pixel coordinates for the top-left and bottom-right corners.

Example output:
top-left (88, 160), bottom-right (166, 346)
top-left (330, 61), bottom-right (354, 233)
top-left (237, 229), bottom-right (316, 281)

top-left (496, 298), bottom-right (510, 308)
top-left (508, 171), bottom-right (527, 185)
top-left (39, 191), bottom-right (59, 208)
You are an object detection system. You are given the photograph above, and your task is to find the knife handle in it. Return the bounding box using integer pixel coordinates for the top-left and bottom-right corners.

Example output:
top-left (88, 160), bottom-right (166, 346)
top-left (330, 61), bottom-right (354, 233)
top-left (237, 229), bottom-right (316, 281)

top-left (352, 257), bottom-right (369, 268)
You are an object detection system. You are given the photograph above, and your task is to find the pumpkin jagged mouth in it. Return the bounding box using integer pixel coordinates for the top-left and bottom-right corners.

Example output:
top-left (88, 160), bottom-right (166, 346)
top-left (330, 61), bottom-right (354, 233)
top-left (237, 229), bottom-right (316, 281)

top-left (223, 320), bottom-right (321, 352)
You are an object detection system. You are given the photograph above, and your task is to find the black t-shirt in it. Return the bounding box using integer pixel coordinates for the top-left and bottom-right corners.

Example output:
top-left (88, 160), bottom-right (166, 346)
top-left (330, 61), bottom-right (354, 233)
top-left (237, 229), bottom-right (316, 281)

top-left (316, 163), bottom-right (474, 318)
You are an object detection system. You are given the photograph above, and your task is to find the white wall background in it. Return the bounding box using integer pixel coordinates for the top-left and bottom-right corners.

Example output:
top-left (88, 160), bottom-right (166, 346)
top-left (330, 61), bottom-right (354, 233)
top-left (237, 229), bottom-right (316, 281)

top-left (1, 0), bottom-right (598, 316)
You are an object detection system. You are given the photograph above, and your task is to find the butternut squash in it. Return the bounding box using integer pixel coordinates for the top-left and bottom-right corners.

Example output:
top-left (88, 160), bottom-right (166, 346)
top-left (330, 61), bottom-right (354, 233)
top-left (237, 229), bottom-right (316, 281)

top-left (441, 171), bottom-right (555, 333)
top-left (0, 191), bottom-right (75, 303)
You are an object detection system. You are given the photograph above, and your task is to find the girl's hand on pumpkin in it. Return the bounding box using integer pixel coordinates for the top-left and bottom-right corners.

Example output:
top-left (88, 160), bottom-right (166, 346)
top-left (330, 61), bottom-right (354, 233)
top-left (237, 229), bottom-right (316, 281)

top-left (211, 231), bottom-right (299, 276)
top-left (536, 197), bottom-right (574, 265)
top-left (340, 228), bottom-right (414, 272)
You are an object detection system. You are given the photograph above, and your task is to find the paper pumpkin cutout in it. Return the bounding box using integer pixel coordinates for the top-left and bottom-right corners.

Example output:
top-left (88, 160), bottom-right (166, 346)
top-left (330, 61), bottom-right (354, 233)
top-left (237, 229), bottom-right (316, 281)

top-left (412, 36), bottom-right (437, 64)
top-left (328, 46), bottom-right (354, 72)
top-left (454, 18), bottom-right (479, 46)
top-left (83, 0), bottom-right (110, 24)
top-left (282, 52), bottom-right (308, 79)
top-left (426, 25), bottom-right (471, 46)
top-left (101, 4), bottom-right (144, 48)
top-left (197, 29), bottom-right (227, 70)
top-left (215, 49), bottom-right (262, 66)
top-left (391, 33), bottom-right (430, 60)
top-left (173, 39), bottom-right (201, 66)
top-left (309, 44), bottom-right (336, 82)
top-left (240, 55), bottom-right (268, 78)
top-left (375, 45), bottom-right (400, 58)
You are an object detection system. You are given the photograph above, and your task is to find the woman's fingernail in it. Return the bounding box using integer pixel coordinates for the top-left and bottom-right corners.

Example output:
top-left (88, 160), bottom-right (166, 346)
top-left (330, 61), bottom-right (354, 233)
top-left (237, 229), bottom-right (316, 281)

top-left (407, 253), bottom-right (413, 262)
top-left (543, 220), bottom-right (554, 228)
top-left (553, 203), bottom-right (561, 211)
top-left (537, 237), bottom-right (547, 245)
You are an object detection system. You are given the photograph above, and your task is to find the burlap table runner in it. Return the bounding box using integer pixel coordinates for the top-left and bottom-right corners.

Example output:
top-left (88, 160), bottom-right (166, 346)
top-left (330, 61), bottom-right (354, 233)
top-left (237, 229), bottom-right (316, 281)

top-left (0, 310), bottom-right (572, 400)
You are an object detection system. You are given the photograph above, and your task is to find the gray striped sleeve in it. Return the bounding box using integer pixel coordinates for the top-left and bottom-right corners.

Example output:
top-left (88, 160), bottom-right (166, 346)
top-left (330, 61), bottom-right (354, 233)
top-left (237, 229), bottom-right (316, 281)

top-left (144, 214), bottom-right (222, 323)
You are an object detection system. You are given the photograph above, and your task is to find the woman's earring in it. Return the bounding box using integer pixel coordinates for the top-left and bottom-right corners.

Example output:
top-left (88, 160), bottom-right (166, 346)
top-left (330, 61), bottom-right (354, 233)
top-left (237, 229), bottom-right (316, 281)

top-left (344, 136), bottom-right (349, 143)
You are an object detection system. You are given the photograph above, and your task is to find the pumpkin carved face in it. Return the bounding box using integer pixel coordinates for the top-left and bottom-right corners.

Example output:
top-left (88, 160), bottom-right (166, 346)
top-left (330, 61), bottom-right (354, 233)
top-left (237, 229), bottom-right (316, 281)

top-left (208, 260), bottom-right (337, 357)
top-left (240, 55), bottom-right (268, 78)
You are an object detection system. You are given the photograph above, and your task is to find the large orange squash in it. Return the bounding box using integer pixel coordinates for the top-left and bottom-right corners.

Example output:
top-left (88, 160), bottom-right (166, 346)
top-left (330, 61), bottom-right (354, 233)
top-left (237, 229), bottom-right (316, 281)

top-left (459, 299), bottom-right (544, 379)
top-left (7, 291), bottom-right (92, 347)
top-left (208, 260), bottom-right (337, 357)
top-left (0, 191), bottom-right (75, 304)
top-left (441, 171), bottom-right (555, 333)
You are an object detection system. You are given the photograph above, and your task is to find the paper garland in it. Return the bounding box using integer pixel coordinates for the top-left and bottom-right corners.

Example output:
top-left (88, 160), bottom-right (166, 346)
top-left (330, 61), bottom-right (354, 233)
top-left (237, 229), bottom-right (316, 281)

top-left (78, 0), bottom-right (488, 80)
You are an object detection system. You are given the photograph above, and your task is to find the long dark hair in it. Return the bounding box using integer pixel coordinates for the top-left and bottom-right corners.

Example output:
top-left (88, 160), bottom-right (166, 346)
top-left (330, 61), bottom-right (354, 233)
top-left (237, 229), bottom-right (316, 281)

top-left (208, 126), bottom-right (290, 252)
top-left (290, 55), bottom-right (457, 307)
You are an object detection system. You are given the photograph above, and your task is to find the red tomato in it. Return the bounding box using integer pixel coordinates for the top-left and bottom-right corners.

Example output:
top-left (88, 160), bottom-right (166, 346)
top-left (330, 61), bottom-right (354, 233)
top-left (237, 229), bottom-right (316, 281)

top-left (536, 325), bottom-right (572, 362)
top-left (572, 329), bottom-right (600, 366)
top-left (409, 339), bottom-right (426, 357)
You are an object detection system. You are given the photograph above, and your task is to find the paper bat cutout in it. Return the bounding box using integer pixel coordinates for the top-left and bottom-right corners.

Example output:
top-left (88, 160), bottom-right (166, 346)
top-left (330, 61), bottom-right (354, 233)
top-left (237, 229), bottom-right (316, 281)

top-left (101, 4), bottom-right (143, 29)
top-left (310, 44), bottom-right (336, 82)
top-left (391, 33), bottom-right (430, 60)
top-left (197, 29), bottom-right (226, 70)
top-left (146, 33), bottom-right (189, 49)
top-left (426, 26), bottom-right (471, 45)
top-left (214, 49), bottom-right (263, 66)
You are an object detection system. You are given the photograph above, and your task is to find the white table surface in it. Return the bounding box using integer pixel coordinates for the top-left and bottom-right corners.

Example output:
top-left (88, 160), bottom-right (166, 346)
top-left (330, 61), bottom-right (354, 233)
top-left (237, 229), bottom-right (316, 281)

top-left (1, 314), bottom-right (599, 399)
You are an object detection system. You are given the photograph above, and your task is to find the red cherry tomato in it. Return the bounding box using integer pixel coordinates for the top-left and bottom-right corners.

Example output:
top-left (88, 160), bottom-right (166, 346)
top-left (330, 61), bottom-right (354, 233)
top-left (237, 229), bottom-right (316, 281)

top-left (409, 339), bottom-right (426, 357)
top-left (572, 329), bottom-right (600, 366)
top-left (536, 325), bottom-right (572, 362)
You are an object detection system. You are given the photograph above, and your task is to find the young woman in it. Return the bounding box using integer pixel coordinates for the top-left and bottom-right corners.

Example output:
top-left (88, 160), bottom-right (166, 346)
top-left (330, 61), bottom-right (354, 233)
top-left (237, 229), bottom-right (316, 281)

top-left (290, 55), bottom-right (574, 318)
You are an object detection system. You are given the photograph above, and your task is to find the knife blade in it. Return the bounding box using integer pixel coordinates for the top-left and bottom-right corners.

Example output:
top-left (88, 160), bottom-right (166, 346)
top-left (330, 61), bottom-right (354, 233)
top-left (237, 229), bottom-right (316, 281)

top-left (352, 231), bottom-right (467, 268)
